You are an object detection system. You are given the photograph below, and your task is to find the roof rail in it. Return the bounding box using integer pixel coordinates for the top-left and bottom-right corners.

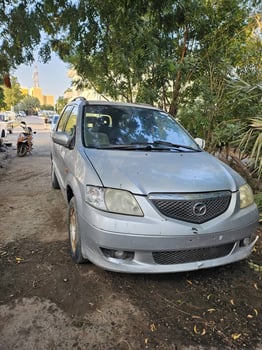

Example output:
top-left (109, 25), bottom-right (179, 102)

top-left (71, 96), bottom-right (87, 102)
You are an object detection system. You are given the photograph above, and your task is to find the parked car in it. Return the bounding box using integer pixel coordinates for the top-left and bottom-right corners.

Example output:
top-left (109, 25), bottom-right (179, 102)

top-left (3, 110), bottom-right (16, 120)
top-left (0, 113), bottom-right (16, 135)
top-left (51, 114), bottom-right (60, 131)
top-left (16, 111), bottom-right (27, 118)
top-left (51, 97), bottom-right (259, 273)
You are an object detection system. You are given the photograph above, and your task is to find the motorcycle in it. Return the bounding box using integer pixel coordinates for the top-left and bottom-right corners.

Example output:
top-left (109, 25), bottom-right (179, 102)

top-left (17, 122), bottom-right (36, 157)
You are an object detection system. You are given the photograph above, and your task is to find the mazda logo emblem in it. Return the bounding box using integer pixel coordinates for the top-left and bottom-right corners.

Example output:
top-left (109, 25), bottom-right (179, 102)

top-left (193, 202), bottom-right (207, 216)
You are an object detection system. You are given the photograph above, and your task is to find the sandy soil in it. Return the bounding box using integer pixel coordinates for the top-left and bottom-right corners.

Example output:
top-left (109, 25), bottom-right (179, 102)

top-left (0, 118), bottom-right (261, 350)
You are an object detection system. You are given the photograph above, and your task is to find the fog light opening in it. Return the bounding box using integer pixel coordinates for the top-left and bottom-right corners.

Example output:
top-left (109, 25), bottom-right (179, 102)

top-left (101, 248), bottom-right (134, 260)
top-left (240, 236), bottom-right (252, 247)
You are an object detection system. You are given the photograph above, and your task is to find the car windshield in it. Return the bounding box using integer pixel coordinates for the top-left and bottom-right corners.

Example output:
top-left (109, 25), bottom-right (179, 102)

top-left (83, 105), bottom-right (199, 151)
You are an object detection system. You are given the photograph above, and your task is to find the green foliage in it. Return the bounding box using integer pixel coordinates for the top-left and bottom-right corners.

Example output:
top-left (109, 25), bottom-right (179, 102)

top-left (240, 117), bottom-right (262, 178)
top-left (56, 96), bottom-right (68, 114)
top-left (0, 1), bottom-right (45, 74)
top-left (224, 78), bottom-right (262, 177)
top-left (3, 77), bottom-right (23, 109)
top-left (41, 105), bottom-right (54, 111)
top-left (254, 193), bottom-right (262, 221)
top-left (226, 79), bottom-right (262, 123)
top-left (255, 193), bottom-right (262, 208)
top-left (0, 0), bottom-right (261, 165)
top-left (0, 87), bottom-right (5, 108)
top-left (45, 1), bottom-right (261, 124)
top-left (19, 95), bottom-right (40, 115)
top-left (211, 121), bottom-right (245, 148)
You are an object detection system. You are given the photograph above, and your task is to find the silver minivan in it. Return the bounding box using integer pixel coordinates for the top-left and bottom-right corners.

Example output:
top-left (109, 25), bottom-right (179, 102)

top-left (51, 98), bottom-right (259, 273)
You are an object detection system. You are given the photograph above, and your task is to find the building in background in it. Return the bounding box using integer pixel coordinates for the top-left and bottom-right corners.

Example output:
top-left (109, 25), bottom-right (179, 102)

top-left (20, 87), bottom-right (28, 96)
top-left (64, 69), bottom-right (108, 101)
top-left (20, 65), bottom-right (55, 106)
top-left (30, 86), bottom-right (43, 103)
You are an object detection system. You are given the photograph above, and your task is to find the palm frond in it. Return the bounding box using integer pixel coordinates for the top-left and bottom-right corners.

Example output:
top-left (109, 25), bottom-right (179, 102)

top-left (239, 117), bottom-right (262, 178)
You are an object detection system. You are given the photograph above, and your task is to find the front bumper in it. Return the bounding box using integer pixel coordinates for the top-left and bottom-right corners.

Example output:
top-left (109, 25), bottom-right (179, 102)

top-left (77, 201), bottom-right (259, 273)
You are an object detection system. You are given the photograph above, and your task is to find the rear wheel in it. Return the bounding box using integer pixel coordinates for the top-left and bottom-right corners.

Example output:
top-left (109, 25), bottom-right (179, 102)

top-left (51, 162), bottom-right (60, 189)
top-left (17, 143), bottom-right (27, 157)
top-left (68, 197), bottom-right (87, 264)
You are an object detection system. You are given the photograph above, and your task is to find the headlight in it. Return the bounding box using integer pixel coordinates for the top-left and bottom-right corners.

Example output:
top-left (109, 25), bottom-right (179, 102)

top-left (85, 186), bottom-right (143, 216)
top-left (239, 184), bottom-right (254, 209)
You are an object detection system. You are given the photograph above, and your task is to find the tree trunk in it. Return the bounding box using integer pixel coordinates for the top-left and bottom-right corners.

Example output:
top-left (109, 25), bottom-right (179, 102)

top-left (168, 25), bottom-right (188, 116)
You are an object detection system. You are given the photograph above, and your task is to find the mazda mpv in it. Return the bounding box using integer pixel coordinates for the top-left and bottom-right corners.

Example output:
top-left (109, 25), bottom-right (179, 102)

top-left (51, 97), bottom-right (259, 273)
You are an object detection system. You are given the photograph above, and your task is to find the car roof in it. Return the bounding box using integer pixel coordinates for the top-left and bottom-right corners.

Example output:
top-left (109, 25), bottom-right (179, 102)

top-left (69, 98), bottom-right (162, 111)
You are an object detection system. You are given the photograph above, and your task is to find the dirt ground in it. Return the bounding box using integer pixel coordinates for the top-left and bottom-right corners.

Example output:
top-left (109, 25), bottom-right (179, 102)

top-left (0, 118), bottom-right (262, 350)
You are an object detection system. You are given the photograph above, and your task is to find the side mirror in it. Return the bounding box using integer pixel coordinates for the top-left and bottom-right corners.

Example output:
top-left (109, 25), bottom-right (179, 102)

top-left (52, 131), bottom-right (71, 147)
top-left (194, 137), bottom-right (206, 149)
top-left (52, 131), bottom-right (75, 149)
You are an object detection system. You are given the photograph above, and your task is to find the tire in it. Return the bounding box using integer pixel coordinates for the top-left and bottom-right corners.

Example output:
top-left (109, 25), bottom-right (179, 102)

top-left (17, 143), bottom-right (27, 157)
top-left (68, 197), bottom-right (87, 264)
top-left (51, 162), bottom-right (60, 189)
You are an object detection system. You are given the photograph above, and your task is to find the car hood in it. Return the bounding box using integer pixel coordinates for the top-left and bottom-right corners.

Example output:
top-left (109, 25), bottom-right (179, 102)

top-left (84, 149), bottom-right (244, 194)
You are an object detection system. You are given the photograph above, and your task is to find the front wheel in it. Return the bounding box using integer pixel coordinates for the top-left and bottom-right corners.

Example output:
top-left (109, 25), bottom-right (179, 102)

top-left (68, 197), bottom-right (88, 264)
top-left (8, 127), bottom-right (13, 134)
top-left (17, 143), bottom-right (27, 157)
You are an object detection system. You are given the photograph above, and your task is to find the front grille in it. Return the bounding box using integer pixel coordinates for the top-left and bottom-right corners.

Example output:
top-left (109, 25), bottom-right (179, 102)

top-left (150, 191), bottom-right (231, 224)
top-left (152, 243), bottom-right (234, 265)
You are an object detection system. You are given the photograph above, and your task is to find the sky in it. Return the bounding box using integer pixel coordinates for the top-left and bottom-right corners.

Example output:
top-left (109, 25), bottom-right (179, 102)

top-left (13, 53), bottom-right (72, 102)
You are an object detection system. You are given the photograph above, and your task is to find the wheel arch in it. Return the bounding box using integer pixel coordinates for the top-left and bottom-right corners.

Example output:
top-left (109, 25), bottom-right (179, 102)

top-left (66, 185), bottom-right (74, 204)
top-left (65, 175), bottom-right (83, 207)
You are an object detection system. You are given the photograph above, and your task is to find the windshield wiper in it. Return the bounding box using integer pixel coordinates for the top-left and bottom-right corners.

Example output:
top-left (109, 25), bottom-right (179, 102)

top-left (97, 141), bottom-right (201, 152)
top-left (152, 140), bottom-right (201, 152)
top-left (128, 141), bottom-right (201, 152)
top-left (98, 144), bottom-right (147, 150)
top-left (98, 143), bottom-right (162, 150)
top-left (99, 143), bottom-right (178, 150)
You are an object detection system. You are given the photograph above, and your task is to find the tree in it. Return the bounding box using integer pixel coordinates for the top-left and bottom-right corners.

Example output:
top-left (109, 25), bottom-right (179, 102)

top-left (41, 104), bottom-right (54, 111)
top-left (20, 96), bottom-right (40, 115)
top-left (55, 96), bottom-right (68, 114)
top-left (0, 75), bottom-right (12, 107)
top-left (233, 80), bottom-right (262, 178)
top-left (3, 76), bottom-right (23, 110)
top-left (47, 1), bottom-right (260, 121)
top-left (0, 86), bottom-right (5, 109)
top-left (1, 0), bottom-right (261, 150)
top-left (0, 1), bottom-right (50, 75)
top-left (241, 117), bottom-right (262, 179)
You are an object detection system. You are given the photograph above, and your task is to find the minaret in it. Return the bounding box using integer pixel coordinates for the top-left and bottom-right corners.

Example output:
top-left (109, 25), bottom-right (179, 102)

top-left (30, 63), bottom-right (43, 105)
top-left (32, 64), bottom-right (40, 88)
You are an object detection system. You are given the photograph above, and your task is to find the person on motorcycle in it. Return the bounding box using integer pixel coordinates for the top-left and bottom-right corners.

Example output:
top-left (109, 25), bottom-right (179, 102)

top-left (17, 121), bottom-right (34, 156)
top-left (20, 121), bottom-right (32, 135)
